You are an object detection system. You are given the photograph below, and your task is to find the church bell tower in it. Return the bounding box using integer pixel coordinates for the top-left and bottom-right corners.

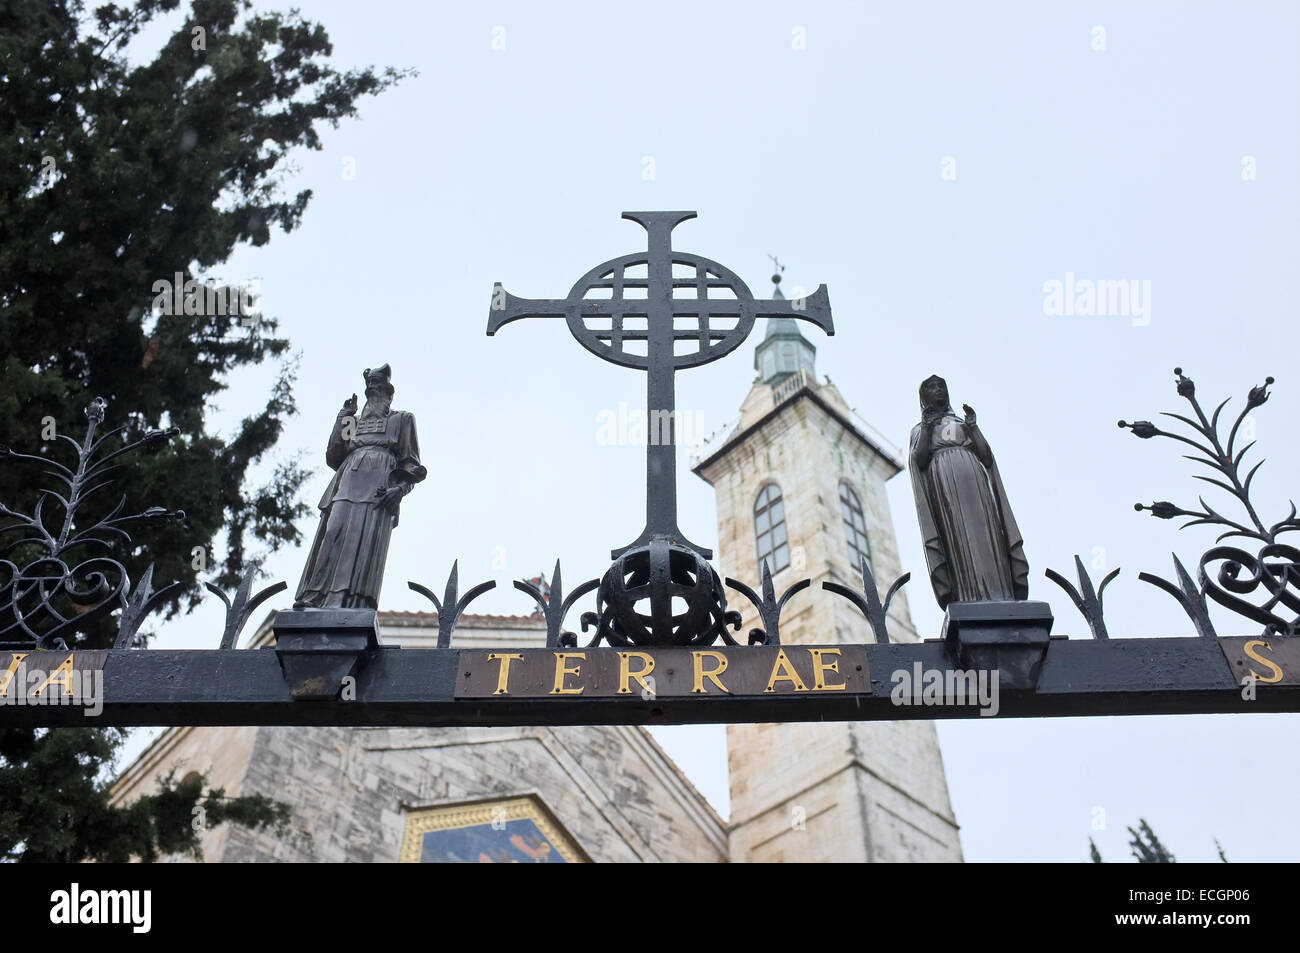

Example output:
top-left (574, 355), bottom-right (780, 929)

top-left (692, 268), bottom-right (963, 862)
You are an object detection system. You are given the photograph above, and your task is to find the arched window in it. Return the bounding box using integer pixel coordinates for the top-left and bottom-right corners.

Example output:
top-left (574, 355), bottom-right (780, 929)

top-left (839, 482), bottom-right (872, 574)
top-left (754, 484), bottom-right (790, 573)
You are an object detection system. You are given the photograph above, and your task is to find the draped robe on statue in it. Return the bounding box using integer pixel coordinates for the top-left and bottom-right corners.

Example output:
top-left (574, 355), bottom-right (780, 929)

top-left (908, 412), bottom-right (1028, 608)
top-left (294, 407), bottom-right (425, 609)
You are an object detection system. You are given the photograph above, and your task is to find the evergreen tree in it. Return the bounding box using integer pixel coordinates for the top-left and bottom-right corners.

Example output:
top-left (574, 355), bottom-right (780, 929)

top-left (1089, 822), bottom-right (1232, 863)
top-left (0, 0), bottom-right (410, 861)
top-left (1127, 819), bottom-right (1176, 863)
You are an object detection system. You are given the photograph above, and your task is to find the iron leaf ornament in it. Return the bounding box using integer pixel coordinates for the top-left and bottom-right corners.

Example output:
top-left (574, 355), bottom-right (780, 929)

top-left (207, 569), bottom-right (289, 651)
top-left (727, 560), bottom-right (810, 646)
top-left (1044, 555), bottom-right (1121, 641)
top-left (408, 561), bottom-right (498, 649)
top-left (1122, 367), bottom-right (1300, 637)
top-left (509, 560), bottom-right (597, 649)
top-left (823, 556), bottom-right (912, 646)
top-left (0, 398), bottom-right (185, 650)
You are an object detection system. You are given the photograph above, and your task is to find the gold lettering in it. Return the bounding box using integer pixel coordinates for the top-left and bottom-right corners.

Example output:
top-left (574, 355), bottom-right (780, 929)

top-left (808, 648), bottom-right (846, 691)
top-left (1243, 640), bottom-right (1285, 684)
top-left (763, 649), bottom-right (809, 694)
top-left (486, 652), bottom-right (524, 695)
top-left (32, 653), bottom-right (76, 697)
top-left (692, 650), bottom-right (730, 694)
top-left (0, 653), bottom-right (28, 697)
top-left (551, 652), bottom-right (586, 695)
top-left (617, 651), bottom-right (655, 694)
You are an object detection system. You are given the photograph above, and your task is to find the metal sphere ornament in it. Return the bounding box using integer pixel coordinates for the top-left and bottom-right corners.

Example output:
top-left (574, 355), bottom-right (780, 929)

top-left (595, 538), bottom-right (730, 647)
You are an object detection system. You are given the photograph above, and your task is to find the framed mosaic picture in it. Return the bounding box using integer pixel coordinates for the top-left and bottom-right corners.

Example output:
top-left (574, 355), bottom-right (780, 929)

top-left (399, 794), bottom-right (588, 863)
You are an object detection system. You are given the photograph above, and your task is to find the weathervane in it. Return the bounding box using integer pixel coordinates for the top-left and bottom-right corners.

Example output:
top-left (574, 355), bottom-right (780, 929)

top-left (488, 211), bottom-right (834, 645)
top-left (768, 254), bottom-right (784, 284)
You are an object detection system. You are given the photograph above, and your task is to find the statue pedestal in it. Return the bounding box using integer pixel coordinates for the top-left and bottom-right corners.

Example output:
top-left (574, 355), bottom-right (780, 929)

top-left (272, 609), bottom-right (380, 701)
top-left (941, 601), bottom-right (1054, 691)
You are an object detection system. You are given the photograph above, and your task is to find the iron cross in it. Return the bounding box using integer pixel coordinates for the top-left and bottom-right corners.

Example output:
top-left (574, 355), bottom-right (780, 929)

top-left (487, 210), bottom-right (834, 558)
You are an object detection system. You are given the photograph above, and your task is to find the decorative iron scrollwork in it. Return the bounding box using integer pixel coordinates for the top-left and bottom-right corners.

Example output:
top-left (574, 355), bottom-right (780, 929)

top-left (1122, 368), bottom-right (1299, 637)
top-left (0, 398), bottom-right (184, 649)
top-left (1195, 543), bottom-right (1299, 638)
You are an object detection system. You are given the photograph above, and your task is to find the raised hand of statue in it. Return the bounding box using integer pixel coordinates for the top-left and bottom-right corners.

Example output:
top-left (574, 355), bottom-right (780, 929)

top-left (340, 393), bottom-right (358, 417)
top-left (962, 403), bottom-right (977, 426)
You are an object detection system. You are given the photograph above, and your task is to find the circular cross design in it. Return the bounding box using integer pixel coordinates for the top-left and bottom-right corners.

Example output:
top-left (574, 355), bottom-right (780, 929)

top-left (487, 210), bottom-right (834, 602)
top-left (564, 253), bottom-right (756, 370)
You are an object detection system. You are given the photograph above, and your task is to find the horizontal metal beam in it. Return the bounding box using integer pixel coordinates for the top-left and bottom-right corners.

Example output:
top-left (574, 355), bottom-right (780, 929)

top-left (0, 633), bottom-right (1295, 727)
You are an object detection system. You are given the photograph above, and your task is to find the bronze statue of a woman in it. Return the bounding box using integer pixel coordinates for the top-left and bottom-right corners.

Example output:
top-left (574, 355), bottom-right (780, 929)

top-left (293, 364), bottom-right (426, 610)
top-left (909, 375), bottom-right (1028, 608)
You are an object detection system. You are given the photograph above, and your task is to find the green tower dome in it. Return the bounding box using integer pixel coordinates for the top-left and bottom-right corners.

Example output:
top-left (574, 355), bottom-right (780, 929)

top-left (753, 270), bottom-right (816, 384)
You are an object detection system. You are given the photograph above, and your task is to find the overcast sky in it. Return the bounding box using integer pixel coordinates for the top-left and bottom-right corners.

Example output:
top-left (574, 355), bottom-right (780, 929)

top-left (119, 0), bottom-right (1299, 862)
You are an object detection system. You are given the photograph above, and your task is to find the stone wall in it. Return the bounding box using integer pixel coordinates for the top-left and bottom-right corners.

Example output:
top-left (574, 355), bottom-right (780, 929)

top-left (220, 724), bottom-right (725, 862)
top-left (111, 614), bottom-right (726, 863)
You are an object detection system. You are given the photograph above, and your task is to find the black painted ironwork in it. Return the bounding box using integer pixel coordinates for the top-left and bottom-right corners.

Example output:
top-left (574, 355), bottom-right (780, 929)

top-left (587, 542), bottom-right (738, 647)
top-left (407, 561), bottom-right (498, 649)
top-left (487, 211), bottom-right (832, 646)
top-left (726, 560), bottom-right (808, 646)
top-left (115, 564), bottom-right (185, 650)
top-left (1138, 554), bottom-right (1219, 640)
top-left (207, 570), bottom-right (289, 651)
top-left (1122, 368), bottom-right (1300, 637)
top-left (1045, 556), bottom-right (1121, 641)
top-left (823, 556), bottom-right (912, 645)
top-left (3, 231), bottom-right (1300, 729)
top-left (0, 398), bottom-right (185, 650)
top-left (3, 633), bottom-right (1291, 728)
top-left (509, 560), bottom-right (595, 649)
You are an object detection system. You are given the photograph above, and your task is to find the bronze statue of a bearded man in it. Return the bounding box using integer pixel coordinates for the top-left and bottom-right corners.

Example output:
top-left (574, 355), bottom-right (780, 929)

top-left (293, 364), bottom-right (425, 610)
